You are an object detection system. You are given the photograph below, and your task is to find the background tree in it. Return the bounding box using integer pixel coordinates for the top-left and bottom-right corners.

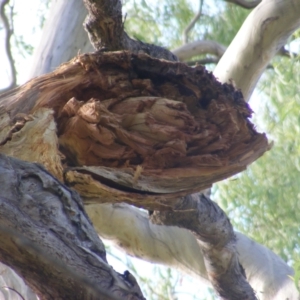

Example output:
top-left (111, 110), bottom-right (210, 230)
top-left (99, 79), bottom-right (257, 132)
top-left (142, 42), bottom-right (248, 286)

top-left (0, 0), bottom-right (299, 299)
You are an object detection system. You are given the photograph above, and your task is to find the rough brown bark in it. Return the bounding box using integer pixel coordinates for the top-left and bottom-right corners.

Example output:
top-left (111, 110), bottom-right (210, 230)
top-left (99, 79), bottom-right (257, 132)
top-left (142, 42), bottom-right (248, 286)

top-left (151, 193), bottom-right (257, 299)
top-left (0, 154), bottom-right (144, 300)
top-left (83, 0), bottom-right (178, 61)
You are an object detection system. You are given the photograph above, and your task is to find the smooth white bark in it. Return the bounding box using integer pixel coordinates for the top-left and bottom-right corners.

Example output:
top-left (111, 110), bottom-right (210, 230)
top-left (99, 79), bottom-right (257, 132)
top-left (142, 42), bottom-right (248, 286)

top-left (213, 0), bottom-right (300, 100)
top-left (28, 0), bottom-right (93, 79)
top-left (86, 203), bottom-right (298, 300)
top-left (172, 40), bottom-right (226, 61)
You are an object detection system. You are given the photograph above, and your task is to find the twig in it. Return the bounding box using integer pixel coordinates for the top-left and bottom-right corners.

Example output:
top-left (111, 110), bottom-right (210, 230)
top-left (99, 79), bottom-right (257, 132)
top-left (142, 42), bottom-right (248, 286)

top-left (225, 0), bottom-right (261, 9)
top-left (173, 40), bottom-right (226, 61)
top-left (0, 0), bottom-right (17, 93)
top-left (183, 0), bottom-right (203, 44)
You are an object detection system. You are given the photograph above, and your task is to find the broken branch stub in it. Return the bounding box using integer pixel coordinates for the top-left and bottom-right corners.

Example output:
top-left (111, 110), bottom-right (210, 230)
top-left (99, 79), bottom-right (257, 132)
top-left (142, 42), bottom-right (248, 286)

top-left (0, 51), bottom-right (270, 210)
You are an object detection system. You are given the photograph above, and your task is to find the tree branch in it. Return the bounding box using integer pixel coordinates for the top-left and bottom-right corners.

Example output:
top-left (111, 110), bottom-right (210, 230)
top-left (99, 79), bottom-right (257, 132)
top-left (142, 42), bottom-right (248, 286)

top-left (173, 42), bottom-right (294, 68)
top-left (186, 57), bottom-right (220, 66)
top-left (0, 154), bottom-right (145, 300)
top-left (86, 203), bottom-right (299, 300)
top-left (172, 40), bottom-right (226, 61)
top-left (0, 262), bottom-right (37, 300)
top-left (82, 0), bottom-right (178, 61)
top-left (213, 0), bottom-right (300, 101)
top-left (0, 0), bottom-right (16, 93)
top-left (28, 0), bottom-right (93, 79)
top-left (150, 194), bottom-right (257, 299)
top-left (15, 1), bottom-right (299, 299)
top-left (182, 0), bottom-right (203, 44)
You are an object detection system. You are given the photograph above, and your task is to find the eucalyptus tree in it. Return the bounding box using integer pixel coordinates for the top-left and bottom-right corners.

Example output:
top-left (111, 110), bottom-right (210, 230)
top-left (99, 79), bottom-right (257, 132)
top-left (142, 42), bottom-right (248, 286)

top-left (0, 0), bottom-right (299, 299)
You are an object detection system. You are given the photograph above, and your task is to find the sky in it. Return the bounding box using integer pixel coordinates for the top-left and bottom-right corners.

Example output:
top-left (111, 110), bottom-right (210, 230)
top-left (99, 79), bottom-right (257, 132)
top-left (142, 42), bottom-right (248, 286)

top-left (0, 0), bottom-right (50, 89)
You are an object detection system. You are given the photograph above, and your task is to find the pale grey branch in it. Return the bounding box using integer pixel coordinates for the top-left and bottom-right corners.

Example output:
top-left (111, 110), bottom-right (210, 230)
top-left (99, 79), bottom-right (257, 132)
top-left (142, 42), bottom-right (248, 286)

top-left (225, 0), bottom-right (261, 9)
top-left (173, 40), bottom-right (226, 61)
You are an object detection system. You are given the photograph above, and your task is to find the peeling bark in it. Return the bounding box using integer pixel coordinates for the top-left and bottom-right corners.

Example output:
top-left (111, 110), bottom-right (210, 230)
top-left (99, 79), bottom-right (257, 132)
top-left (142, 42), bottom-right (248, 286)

top-left (0, 51), bottom-right (269, 210)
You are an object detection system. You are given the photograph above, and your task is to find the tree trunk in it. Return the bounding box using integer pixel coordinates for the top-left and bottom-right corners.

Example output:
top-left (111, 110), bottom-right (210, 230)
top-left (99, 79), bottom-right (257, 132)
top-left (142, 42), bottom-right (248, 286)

top-left (0, 154), bottom-right (144, 300)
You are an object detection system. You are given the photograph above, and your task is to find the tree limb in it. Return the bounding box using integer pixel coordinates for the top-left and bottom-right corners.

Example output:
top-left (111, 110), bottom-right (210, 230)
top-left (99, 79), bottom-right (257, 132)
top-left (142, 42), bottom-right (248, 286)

top-left (0, 262), bottom-right (37, 300)
top-left (0, 154), bottom-right (145, 300)
top-left (186, 57), bottom-right (220, 66)
top-left (182, 0), bottom-right (203, 44)
top-left (213, 0), bottom-right (300, 101)
top-left (13, 0), bottom-right (298, 299)
top-left (86, 203), bottom-right (299, 300)
top-left (28, 0), bottom-right (93, 79)
top-left (82, 0), bottom-right (178, 61)
top-left (150, 193), bottom-right (257, 299)
top-left (172, 40), bottom-right (226, 61)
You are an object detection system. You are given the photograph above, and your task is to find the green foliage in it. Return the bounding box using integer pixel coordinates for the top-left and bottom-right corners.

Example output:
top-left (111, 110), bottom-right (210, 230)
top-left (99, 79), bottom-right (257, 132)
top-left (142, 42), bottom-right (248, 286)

top-left (123, 0), bottom-right (250, 50)
top-left (123, 0), bottom-right (195, 48)
top-left (216, 56), bottom-right (300, 263)
top-left (203, 2), bottom-right (250, 46)
top-left (294, 260), bottom-right (300, 291)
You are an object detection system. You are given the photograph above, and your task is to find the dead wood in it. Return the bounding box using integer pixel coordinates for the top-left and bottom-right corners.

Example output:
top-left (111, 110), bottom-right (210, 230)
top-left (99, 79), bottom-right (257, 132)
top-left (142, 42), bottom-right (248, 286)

top-left (0, 51), bottom-right (270, 210)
